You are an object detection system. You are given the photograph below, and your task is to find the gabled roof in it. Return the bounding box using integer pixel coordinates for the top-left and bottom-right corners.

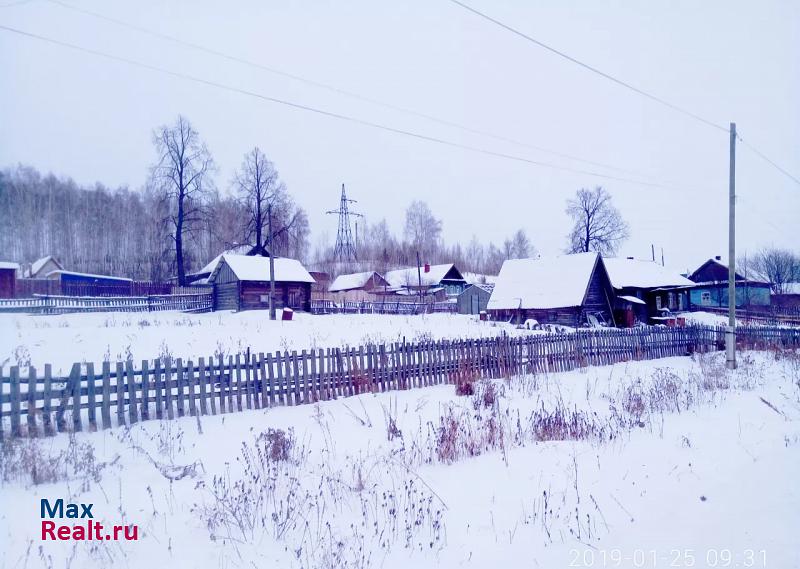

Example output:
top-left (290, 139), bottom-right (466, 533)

top-left (462, 282), bottom-right (494, 294)
top-left (384, 263), bottom-right (464, 288)
top-left (487, 252), bottom-right (601, 310)
top-left (192, 244), bottom-right (260, 278)
top-left (689, 257), bottom-right (745, 282)
top-left (210, 254), bottom-right (315, 283)
top-left (463, 272), bottom-right (498, 285)
top-left (328, 271), bottom-right (387, 292)
top-left (603, 258), bottom-right (694, 290)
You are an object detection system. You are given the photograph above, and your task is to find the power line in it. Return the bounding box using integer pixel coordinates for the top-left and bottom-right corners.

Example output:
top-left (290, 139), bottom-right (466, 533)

top-left (447, 0), bottom-right (729, 133)
top-left (737, 132), bottom-right (800, 186)
top-left (0, 23), bottom-right (698, 191)
top-left (40, 0), bottom-right (655, 180)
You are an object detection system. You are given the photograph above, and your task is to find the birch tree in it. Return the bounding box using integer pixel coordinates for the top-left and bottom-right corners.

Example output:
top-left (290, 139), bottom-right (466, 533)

top-left (150, 116), bottom-right (214, 285)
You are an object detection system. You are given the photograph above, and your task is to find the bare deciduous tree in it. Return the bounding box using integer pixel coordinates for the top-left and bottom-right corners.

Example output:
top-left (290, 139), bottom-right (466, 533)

top-left (741, 247), bottom-right (800, 294)
top-left (565, 186), bottom-right (629, 255)
top-left (232, 148), bottom-right (309, 260)
top-left (404, 200), bottom-right (442, 260)
top-left (233, 147), bottom-right (284, 254)
top-left (150, 116), bottom-right (214, 285)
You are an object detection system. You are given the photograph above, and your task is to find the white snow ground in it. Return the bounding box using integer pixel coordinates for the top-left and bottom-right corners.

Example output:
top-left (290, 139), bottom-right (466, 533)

top-left (1, 350), bottom-right (798, 568)
top-left (0, 312), bottom-right (531, 375)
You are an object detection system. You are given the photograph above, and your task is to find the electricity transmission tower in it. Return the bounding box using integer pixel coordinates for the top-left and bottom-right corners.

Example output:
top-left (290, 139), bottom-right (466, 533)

top-left (326, 183), bottom-right (363, 262)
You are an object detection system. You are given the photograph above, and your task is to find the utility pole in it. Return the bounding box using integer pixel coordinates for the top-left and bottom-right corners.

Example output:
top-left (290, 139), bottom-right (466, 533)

top-left (268, 203), bottom-right (276, 321)
top-left (726, 122), bottom-right (737, 370)
top-left (416, 251), bottom-right (423, 307)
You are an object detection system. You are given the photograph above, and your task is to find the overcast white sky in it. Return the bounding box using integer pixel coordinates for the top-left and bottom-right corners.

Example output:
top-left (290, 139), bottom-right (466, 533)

top-left (1, 0), bottom-right (798, 272)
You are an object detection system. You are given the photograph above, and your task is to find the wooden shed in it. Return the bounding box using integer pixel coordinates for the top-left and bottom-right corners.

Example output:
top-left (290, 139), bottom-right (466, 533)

top-left (0, 262), bottom-right (19, 298)
top-left (327, 271), bottom-right (390, 301)
top-left (209, 254), bottom-right (315, 312)
top-left (487, 252), bottom-right (615, 327)
top-left (457, 283), bottom-right (493, 315)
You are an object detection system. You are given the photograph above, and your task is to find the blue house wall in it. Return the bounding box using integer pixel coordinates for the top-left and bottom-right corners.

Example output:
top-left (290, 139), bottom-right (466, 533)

top-left (689, 284), bottom-right (770, 308)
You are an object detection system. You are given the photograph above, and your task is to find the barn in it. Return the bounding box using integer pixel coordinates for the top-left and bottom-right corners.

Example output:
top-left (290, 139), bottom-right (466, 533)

top-left (457, 283), bottom-right (493, 315)
top-left (209, 254), bottom-right (315, 312)
top-left (0, 262), bottom-right (19, 298)
top-left (603, 257), bottom-right (695, 325)
top-left (487, 252), bottom-right (615, 327)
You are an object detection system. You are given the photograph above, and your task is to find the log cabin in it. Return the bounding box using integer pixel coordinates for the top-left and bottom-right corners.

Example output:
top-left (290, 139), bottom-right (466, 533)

top-left (209, 254), bottom-right (315, 312)
top-left (487, 252), bottom-right (614, 327)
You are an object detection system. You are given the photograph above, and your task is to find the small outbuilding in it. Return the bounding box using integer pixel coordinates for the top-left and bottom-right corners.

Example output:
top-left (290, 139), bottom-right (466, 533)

top-left (487, 252), bottom-right (615, 327)
top-left (209, 254), bottom-right (315, 312)
top-left (772, 283), bottom-right (800, 309)
top-left (0, 261), bottom-right (19, 298)
top-left (457, 283), bottom-right (493, 315)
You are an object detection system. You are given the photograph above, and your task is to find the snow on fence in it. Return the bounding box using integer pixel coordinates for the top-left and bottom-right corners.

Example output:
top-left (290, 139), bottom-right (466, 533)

top-left (1, 325), bottom-right (798, 439)
top-left (0, 292), bottom-right (213, 315)
top-left (311, 299), bottom-right (457, 315)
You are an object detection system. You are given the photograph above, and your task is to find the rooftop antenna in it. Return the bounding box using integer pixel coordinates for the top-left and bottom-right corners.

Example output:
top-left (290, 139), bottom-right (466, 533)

top-left (326, 183), bottom-right (363, 262)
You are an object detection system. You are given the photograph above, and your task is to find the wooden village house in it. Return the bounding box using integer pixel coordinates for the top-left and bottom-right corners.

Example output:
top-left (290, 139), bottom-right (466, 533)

top-left (21, 255), bottom-right (63, 279)
top-left (327, 271), bottom-right (390, 301)
top-left (603, 257), bottom-right (695, 326)
top-left (687, 256), bottom-right (771, 308)
top-left (209, 254), bottom-right (315, 312)
top-left (384, 263), bottom-right (467, 300)
top-left (487, 252), bottom-right (615, 327)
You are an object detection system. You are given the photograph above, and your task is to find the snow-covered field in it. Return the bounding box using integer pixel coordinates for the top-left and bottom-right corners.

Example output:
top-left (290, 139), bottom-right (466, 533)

top-left (0, 312), bottom-right (529, 375)
top-left (2, 349), bottom-right (798, 568)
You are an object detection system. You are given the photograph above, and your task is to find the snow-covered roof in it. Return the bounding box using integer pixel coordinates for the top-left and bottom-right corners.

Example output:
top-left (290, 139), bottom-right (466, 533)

top-left (0, 261), bottom-right (19, 270)
top-left (213, 254), bottom-right (315, 283)
top-left (618, 294), bottom-right (646, 305)
top-left (329, 271), bottom-right (383, 292)
top-left (487, 252), bottom-right (601, 310)
top-left (193, 244), bottom-right (255, 277)
top-left (45, 270), bottom-right (132, 282)
top-left (603, 258), bottom-right (695, 290)
top-left (385, 264), bottom-right (463, 288)
top-left (463, 283), bottom-right (494, 294)
top-left (463, 272), bottom-right (498, 285)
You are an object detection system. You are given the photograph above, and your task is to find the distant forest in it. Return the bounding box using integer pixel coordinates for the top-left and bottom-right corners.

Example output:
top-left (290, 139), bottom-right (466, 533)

top-left (0, 165), bottom-right (308, 281)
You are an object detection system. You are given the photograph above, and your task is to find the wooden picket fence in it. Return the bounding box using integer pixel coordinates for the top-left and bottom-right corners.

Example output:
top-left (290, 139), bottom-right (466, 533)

top-left (1, 325), bottom-right (798, 439)
top-left (0, 292), bottom-right (213, 315)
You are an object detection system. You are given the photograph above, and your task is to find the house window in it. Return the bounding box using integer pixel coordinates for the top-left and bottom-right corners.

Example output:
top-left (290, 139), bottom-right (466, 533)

top-left (655, 295), bottom-right (662, 310)
top-left (678, 294), bottom-right (684, 311)
top-left (700, 291), bottom-right (711, 305)
top-left (260, 294), bottom-right (270, 304)
top-left (288, 291), bottom-right (298, 308)
top-left (668, 292), bottom-right (676, 310)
